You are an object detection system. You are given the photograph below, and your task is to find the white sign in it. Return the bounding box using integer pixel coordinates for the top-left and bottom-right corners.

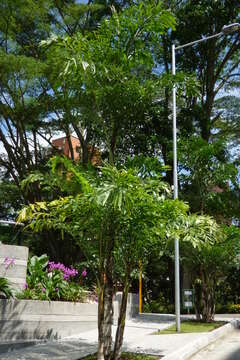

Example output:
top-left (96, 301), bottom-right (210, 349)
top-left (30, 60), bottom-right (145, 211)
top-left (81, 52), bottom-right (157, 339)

top-left (184, 301), bottom-right (193, 307)
top-left (184, 290), bottom-right (193, 296)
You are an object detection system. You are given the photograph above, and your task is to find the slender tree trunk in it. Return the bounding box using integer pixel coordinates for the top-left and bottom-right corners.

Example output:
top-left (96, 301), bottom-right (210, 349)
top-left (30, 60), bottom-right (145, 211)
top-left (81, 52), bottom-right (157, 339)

top-left (98, 279), bottom-right (105, 360)
top-left (71, 123), bottom-right (89, 166)
top-left (103, 271), bottom-right (114, 360)
top-left (194, 280), bottom-right (202, 321)
top-left (97, 236), bottom-right (114, 360)
top-left (65, 126), bottom-right (75, 160)
top-left (112, 280), bottom-right (130, 360)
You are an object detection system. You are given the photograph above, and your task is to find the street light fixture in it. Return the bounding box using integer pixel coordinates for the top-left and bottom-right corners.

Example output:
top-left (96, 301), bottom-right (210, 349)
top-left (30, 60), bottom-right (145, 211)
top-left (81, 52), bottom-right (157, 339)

top-left (172, 22), bottom-right (240, 332)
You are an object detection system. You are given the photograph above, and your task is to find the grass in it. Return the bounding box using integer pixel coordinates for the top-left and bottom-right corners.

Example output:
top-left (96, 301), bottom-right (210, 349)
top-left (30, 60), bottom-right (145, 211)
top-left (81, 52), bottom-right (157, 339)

top-left (155, 320), bottom-right (226, 334)
top-left (80, 353), bottom-right (161, 360)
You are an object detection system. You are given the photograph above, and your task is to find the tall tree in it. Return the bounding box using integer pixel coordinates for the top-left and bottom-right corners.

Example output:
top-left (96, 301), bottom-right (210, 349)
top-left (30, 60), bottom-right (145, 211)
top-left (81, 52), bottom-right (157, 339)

top-left (18, 159), bottom-right (186, 360)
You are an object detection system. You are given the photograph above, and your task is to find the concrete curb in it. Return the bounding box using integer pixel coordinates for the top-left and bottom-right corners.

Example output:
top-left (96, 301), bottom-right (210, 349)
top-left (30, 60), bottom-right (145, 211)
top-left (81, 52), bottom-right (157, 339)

top-left (162, 319), bottom-right (239, 360)
top-left (137, 313), bottom-right (192, 322)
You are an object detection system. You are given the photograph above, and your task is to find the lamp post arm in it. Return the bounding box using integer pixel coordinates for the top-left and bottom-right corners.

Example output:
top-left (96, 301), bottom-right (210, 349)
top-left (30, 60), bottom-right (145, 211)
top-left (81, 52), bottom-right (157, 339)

top-left (175, 31), bottom-right (222, 50)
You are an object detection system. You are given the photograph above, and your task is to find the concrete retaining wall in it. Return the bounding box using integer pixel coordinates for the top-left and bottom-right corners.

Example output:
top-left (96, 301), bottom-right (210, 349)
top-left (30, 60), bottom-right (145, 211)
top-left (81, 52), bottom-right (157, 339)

top-left (113, 292), bottom-right (138, 321)
top-left (0, 293), bottom-right (138, 341)
top-left (0, 299), bottom-right (98, 341)
top-left (0, 244), bottom-right (28, 292)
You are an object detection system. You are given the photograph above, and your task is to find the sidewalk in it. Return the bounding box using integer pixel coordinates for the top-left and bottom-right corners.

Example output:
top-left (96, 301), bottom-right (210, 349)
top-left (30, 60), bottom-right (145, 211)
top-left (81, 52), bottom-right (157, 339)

top-left (0, 315), bottom-right (239, 360)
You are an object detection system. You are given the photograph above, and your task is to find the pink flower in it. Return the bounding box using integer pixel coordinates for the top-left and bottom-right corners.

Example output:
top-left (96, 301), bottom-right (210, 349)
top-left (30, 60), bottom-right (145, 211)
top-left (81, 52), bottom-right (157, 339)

top-left (24, 282), bottom-right (28, 290)
top-left (82, 269), bottom-right (87, 277)
top-left (42, 287), bottom-right (46, 293)
top-left (48, 260), bottom-right (78, 281)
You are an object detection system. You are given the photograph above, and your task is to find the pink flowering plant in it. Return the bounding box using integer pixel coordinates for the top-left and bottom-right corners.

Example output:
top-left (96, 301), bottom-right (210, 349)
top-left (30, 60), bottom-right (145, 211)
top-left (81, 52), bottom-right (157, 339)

top-left (4, 257), bottom-right (15, 270)
top-left (17, 254), bottom-right (87, 302)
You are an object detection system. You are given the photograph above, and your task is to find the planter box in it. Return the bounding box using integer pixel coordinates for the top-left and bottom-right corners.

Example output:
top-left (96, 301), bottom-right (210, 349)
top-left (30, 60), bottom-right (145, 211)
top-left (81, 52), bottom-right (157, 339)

top-left (0, 299), bottom-right (98, 341)
top-left (0, 293), bottom-right (138, 341)
top-left (0, 244), bottom-right (28, 292)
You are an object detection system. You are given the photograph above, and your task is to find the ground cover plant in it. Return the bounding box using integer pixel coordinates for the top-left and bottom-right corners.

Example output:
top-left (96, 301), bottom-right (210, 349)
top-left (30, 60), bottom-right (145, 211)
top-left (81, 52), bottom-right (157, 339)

top-left (155, 321), bottom-right (226, 334)
top-left (16, 254), bottom-right (87, 302)
top-left (0, 277), bottom-right (13, 299)
top-left (79, 353), bottom-right (160, 360)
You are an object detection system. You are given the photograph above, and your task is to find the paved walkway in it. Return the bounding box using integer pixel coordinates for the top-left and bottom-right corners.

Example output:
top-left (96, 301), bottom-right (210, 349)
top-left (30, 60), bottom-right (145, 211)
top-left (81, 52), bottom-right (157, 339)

top-left (189, 329), bottom-right (240, 360)
top-left (1, 315), bottom-right (239, 360)
top-left (0, 319), bottom-right (200, 359)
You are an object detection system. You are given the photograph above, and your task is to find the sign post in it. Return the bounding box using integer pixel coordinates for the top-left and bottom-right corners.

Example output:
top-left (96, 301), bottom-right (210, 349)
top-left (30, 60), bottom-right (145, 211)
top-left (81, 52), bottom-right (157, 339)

top-left (183, 289), bottom-right (194, 314)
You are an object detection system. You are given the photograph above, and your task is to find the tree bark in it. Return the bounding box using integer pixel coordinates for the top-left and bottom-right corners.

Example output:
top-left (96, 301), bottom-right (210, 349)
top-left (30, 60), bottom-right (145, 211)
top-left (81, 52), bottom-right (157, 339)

top-left (97, 236), bottom-right (114, 360)
top-left (112, 280), bottom-right (130, 360)
top-left (194, 280), bottom-right (202, 321)
top-left (201, 270), bottom-right (215, 322)
top-left (72, 122), bottom-right (89, 166)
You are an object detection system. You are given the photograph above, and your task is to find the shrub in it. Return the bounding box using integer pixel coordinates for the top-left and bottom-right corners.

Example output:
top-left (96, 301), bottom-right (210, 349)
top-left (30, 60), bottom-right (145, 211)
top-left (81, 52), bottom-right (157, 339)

top-left (227, 304), bottom-right (240, 313)
top-left (143, 299), bottom-right (175, 314)
top-left (16, 255), bottom-right (88, 302)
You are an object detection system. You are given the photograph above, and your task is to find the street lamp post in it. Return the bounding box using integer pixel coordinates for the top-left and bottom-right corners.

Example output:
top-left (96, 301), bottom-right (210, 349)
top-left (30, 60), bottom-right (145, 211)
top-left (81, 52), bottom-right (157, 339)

top-left (172, 23), bottom-right (240, 332)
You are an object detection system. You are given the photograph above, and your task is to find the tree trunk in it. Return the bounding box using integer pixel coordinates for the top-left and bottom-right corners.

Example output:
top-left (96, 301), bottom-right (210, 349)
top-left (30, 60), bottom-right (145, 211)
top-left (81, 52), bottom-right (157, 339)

top-left (71, 123), bottom-right (89, 166)
top-left (98, 280), bottom-right (105, 360)
top-left (112, 281), bottom-right (130, 360)
top-left (201, 271), bottom-right (215, 322)
top-left (97, 237), bottom-right (114, 360)
top-left (194, 280), bottom-right (202, 321)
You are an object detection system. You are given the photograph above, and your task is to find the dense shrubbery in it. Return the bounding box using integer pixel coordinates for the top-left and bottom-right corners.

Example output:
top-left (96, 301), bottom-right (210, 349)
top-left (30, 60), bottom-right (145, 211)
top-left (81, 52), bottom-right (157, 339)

top-left (16, 254), bottom-right (88, 302)
top-left (215, 303), bottom-right (240, 314)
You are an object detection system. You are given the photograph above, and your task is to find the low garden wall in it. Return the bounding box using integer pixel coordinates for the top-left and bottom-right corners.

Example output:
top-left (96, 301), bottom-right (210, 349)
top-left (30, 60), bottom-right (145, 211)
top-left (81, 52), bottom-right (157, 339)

top-left (0, 244), bottom-right (28, 292)
top-left (0, 299), bottom-right (98, 341)
top-left (0, 244), bottom-right (139, 341)
top-left (0, 293), bottom-right (138, 341)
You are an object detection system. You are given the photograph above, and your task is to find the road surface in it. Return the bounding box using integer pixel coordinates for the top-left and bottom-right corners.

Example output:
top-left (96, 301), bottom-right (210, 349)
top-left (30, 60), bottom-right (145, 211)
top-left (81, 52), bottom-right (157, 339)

top-left (190, 329), bottom-right (240, 360)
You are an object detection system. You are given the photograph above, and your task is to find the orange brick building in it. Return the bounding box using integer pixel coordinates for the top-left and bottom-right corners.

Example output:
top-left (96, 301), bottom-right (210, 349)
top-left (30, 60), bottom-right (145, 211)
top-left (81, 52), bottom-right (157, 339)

top-left (52, 135), bottom-right (101, 165)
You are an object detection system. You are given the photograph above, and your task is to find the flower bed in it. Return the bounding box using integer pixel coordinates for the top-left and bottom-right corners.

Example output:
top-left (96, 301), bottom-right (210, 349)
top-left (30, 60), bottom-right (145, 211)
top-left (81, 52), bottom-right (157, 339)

top-left (16, 255), bottom-right (89, 302)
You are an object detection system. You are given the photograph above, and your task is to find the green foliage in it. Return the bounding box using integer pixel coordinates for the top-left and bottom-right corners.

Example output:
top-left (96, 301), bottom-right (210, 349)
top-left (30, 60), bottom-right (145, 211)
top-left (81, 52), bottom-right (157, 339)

top-left (17, 254), bottom-right (87, 302)
top-left (0, 277), bottom-right (13, 298)
top-left (178, 219), bottom-right (240, 322)
top-left (178, 136), bottom-right (239, 219)
top-left (26, 254), bottom-right (49, 289)
top-left (156, 321), bottom-right (225, 334)
top-left (40, 2), bottom-right (183, 164)
top-left (18, 164), bottom-right (184, 270)
top-left (223, 304), bottom-right (240, 314)
top-left (0, 181), bottom-right (24, 220)
top-left (143, 298), bottom-right (175, 315)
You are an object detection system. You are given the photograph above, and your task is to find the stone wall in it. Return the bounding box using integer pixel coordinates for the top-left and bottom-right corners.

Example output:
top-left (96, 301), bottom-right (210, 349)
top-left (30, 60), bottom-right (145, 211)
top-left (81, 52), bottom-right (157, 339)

top-left (0, 244), bottom-right (28, 292)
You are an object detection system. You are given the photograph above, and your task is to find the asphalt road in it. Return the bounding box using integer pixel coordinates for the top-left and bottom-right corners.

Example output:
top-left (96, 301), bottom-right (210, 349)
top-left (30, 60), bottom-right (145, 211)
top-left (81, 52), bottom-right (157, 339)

top-left (189, 329), bottom-right (240, 360)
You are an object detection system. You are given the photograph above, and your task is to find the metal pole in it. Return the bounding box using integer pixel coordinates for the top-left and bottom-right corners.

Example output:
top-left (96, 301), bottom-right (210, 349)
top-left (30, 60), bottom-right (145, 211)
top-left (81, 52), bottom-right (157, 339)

top-left (139, 260), bottom-right (142, 313)
top-left (170, 22), bottom-right (239, 334)
top-left (172, 44), bottom-right (181, 332)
